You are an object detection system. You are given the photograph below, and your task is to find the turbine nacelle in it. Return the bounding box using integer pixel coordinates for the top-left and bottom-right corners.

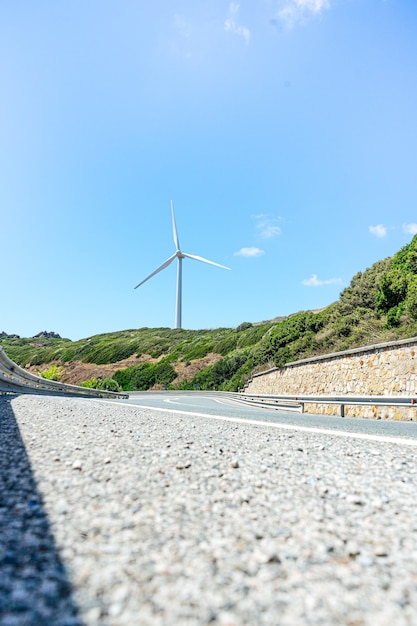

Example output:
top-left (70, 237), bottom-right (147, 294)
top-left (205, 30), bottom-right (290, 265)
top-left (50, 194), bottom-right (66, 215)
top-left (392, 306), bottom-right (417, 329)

top-left (134, 201), bottom-right (230, 329)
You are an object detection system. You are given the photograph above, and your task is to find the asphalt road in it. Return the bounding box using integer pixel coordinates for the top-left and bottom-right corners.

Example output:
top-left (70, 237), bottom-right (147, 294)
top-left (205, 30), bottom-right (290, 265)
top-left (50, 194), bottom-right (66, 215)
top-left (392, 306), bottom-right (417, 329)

top-left (3, 392), bottom-right (417, 625)
top-left (108, 390), bottom-right (417, 445)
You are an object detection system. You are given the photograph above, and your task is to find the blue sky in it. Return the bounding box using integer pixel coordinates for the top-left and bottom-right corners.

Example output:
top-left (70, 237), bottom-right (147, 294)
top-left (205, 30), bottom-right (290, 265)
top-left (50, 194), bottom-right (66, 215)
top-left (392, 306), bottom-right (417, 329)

top-left (1, 0), bottom-right (417, 340)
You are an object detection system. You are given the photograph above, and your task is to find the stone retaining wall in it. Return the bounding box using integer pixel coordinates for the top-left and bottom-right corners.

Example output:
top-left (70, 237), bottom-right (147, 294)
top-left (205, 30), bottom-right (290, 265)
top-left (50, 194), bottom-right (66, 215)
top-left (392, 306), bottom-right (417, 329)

top-left (244, 337), bottom-right (417, 420)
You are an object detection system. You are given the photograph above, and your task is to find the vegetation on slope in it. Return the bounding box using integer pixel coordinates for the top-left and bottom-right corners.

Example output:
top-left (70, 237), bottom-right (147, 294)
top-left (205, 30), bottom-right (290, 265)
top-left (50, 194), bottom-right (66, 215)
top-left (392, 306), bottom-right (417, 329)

top-left (2, 236), bottom-right (417, 392)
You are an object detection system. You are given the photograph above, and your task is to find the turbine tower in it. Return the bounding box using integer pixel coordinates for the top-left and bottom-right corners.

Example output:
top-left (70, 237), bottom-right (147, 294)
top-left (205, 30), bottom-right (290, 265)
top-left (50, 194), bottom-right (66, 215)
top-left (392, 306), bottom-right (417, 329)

top-left (134, 201), bottom-right (231, 329)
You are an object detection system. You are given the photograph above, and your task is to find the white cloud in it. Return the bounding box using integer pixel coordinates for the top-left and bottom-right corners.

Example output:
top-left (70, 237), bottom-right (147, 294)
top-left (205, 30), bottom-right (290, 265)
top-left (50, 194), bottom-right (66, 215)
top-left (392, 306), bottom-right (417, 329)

top-left (275, 0), bottom-right (330, 29)
top-left (224, 3), bottom-right (251, 45)
top-left (369, 224), bottom-right (388, 238)
top-left (403, 223), bottom-right (417, 235)
top-left (234, 247), bottom-right (264, 257)
top-left (255, 214), bottom-right (282, 239)
top-left (302, 274), bottom-right (342, 287)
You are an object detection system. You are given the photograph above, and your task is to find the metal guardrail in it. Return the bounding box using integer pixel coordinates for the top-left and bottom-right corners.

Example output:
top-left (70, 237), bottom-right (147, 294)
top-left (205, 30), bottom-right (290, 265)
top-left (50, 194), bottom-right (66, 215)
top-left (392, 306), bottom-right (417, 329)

top-left (0, 346), bottom-right (129, 399)
top-left (234, 392), bottom-right (417, 417)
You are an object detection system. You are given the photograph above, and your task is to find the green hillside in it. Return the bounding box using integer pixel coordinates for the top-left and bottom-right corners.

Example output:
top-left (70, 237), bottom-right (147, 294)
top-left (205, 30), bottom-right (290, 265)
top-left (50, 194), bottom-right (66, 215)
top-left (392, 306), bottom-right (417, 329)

top-left (2, 236), bottom-right (417, 392)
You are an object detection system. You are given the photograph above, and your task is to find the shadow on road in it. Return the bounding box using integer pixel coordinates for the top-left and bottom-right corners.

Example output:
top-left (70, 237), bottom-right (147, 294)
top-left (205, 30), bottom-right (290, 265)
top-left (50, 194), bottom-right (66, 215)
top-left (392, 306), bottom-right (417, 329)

top-left (0, 394), bottom-right (83, 624)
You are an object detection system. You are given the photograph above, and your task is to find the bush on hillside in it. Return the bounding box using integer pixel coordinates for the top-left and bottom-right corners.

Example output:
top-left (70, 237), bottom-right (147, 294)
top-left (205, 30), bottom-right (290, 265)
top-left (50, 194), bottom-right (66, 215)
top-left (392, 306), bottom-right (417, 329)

top-left (236, 322), bottom-right (253, 332)
top-left (37, 364), bottom-right (64, 381)
top-left (80, 377), bottom-right (121, 392)
top-left (113, 363), bottom-right (155, 391)
top-left (375, 236), bottom-right (417, 326)
top-left (112, 360), bottom-right (176, 391)
top-left (185, 354), bottom-right (249, 390)
top-left (153, 361), bottom-right (177, 384)
top-left (338, 258), bottom-right (392, 315)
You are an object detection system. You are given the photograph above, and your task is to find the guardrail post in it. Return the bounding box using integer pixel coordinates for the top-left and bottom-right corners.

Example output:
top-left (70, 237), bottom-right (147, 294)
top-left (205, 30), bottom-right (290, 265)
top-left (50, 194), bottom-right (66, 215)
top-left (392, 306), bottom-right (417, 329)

top-left (340, 404), bottom-right (345, 418)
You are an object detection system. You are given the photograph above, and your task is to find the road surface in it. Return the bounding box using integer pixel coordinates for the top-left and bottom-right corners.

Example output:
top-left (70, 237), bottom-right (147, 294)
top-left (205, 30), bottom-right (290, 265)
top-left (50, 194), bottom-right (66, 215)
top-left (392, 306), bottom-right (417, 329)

top-left (2, 392), bottom-right (417, 625)
top-left (112, 390), bottom-right (417, 445)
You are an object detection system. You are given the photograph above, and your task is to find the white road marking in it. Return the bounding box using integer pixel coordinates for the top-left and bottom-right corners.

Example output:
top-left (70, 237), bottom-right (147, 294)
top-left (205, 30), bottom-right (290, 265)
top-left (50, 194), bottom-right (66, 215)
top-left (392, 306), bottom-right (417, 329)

top-left (164, 395), bottom-right (236, 409)
top-left (99, 399), bottom-right (417, 447)
top-left (164, 397), bottom-right (205, 409)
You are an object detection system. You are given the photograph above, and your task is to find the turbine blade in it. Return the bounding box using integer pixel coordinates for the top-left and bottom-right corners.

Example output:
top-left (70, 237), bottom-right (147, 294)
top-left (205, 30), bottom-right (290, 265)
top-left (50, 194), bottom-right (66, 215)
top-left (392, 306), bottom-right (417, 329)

top-left (134, 253), bottom-right (177, 289)
top-left (171, 200), bottom-right (180, 251)
top-left (182, 252), bottom-right (231, 271)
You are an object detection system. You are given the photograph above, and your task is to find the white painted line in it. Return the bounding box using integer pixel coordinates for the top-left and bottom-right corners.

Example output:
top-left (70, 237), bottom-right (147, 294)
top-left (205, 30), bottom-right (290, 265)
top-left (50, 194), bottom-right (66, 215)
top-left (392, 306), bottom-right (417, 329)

top-left (164, 397), bottom-right (205, 409)
top-left (98, 399), bottom-right (417, 447)
top-left (164, 395), bottom-right (237, 409)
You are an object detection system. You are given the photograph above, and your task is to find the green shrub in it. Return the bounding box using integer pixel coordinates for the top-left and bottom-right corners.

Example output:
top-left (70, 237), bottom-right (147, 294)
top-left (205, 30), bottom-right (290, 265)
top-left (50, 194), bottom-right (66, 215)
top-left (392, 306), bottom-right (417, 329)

top-left (112, 359), bottom-right (177, 390)
top-left (113, 363), bottom-right (156, 391)
top-left (80, 378), bottom-right (99, 388)
top-left (404, 275), bottom-right (417, 319)
top-left (80, 377), bottom-right (121, 392)
top-left (37, 364), bottom-right (64, 381)
top-left (375, 235), bottom-right (417, 323)
top-left (187, 354), bottom-right (249, 390)
top-left (99, 378), bottom-right (122, 392)
top-left (385, 305), bottom-right (404, 328)
top-left (339, 258), bottom-right (392, 315)
top-left (236, 322), bottom-right (253, 332)
top-left (213, 336), bottom-right (238, 355)
top-left (153, 361), bottom-right (177, 385)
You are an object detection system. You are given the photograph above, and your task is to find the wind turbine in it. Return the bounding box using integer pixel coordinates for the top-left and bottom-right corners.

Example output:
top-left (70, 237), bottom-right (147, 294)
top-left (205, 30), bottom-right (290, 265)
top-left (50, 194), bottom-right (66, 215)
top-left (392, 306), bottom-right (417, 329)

top-left (134, 201), bottom-right (231, 329)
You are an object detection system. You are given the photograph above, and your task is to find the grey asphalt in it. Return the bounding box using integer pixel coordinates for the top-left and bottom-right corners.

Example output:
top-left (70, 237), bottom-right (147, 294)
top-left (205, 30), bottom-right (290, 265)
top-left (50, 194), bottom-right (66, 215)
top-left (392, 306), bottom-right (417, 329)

top-left (2, 392), bottom-right (417, 626)
top-left (119, 391), bottom-right (417, 442)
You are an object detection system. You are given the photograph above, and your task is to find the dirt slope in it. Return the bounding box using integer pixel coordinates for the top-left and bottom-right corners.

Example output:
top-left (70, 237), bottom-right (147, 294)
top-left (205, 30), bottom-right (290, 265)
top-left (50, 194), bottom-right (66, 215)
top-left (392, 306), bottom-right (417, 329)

top-left (30, 353), bottom-right (223, 386)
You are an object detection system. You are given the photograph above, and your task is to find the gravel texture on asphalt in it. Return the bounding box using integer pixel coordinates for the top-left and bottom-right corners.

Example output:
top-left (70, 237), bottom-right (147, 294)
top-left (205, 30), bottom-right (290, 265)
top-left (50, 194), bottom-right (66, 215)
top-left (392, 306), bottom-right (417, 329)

top-left (1, 393), bottom-right (417, 626)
